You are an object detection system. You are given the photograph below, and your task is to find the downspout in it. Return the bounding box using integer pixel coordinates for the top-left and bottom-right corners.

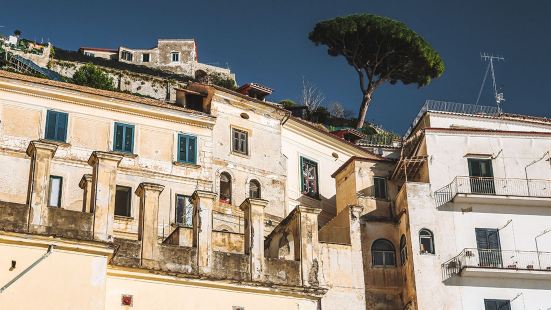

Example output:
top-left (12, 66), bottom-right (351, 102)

top-left (0, 245), bottom-right (54, 294)
top-left (524, 151), bottom-right (550, 196)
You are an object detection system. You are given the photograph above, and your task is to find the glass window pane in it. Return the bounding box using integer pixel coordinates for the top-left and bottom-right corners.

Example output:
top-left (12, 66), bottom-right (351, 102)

top-left (372, 252), bottom-right (384, 266)
top-left (48, 176), bottom-right (62, 207)
top-left (114, 124), bottom-right (124, 151)
top-left (188, 137), bottom-right (196, 163)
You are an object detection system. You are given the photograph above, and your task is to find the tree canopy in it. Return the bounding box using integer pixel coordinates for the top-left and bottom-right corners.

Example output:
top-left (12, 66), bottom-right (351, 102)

top-left (309, 13), bottom-right (445, 128)
top-left (72, 63), bottom-right (114, 91)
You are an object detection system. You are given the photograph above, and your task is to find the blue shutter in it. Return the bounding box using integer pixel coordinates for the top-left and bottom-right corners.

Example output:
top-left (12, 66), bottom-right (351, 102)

top-left (114, 123), bottom-right (134, 153)
top-left (177, 134), bottom-right (197, 164)
top-left (124, 124), bottom-right (134, 153)
top-left (45, 111), bottom-right (56, 140)
top-left (45, 110), bottom-right (68, 142)
top-left (177, 133), bottom-right (184, 162)
top-left (56, 112), bottom-right (68, 142)
top-left (188, 136), bottom-right (196, 164)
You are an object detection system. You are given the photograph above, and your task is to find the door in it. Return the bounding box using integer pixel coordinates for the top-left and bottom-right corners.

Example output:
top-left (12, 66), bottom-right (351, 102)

top-left (468, 158), bottom-right (495, 194)
top-left (476, 228), bottom-right (502, 267)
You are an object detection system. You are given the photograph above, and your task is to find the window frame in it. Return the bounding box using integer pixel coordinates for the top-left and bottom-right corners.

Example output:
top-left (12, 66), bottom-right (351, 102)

top-left (177, 133), bottom-right (197, 164)
top-left (249, 179), bottom-right (261, 199)
top-left (300, 156), bottom-right (319, 199)
top-left (399, 235), bottom-right (407, 266)
top-left (142, 53), bottom-right (150, 63)
top-left (171, 52), bottom-right (180, 62)
top-left (48, 175), bottom-right (63, 207)
top-left (113, 122), bottom-right (135, 154)
top-left (231, 128), bottom-right (249, 156)
top-left (371, 239), bottom-right (396, 267)
top-left (219, 172), bottom-right (232, 204)
top-left (373, 176), bottom-right (388, 200)
top-left (45, 110), bottom-right (68, 142)
top-left (115, 185), bottom-right (132, 217)
top-left (175, 194), bottom-right (193, 227)
top-left (419, 228), bottom-right (435, 254)
top-left (121, 50), bottom-right (133, 61)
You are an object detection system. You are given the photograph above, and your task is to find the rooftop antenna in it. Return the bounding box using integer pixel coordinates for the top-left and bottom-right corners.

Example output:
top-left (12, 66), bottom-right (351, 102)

top-left (476, 53), bottom-right (505, 112)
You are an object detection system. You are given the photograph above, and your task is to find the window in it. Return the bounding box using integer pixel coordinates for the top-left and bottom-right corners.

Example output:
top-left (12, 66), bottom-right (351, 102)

top-left (45, 110), bottom-right (68, 142)
top-left (121, 50), bottom-right (133, 61)
top-left (177, 134), bottom-right (197, 164)
top-left (115, 186), bottom-right (132, 217)
top-left (371, 239), bottom-right (396, 267)
top-left (220, 172), bottom-right (232, 204)
top-left (249, 179), bottom-right (261, 199)
top-left (419, 229), bottom-right (435, 254)
top-left (373, 177), bottom-right (387, 199)
top-left (300, 157), bottom-right (319, 198)
top-left (113, 123), bottom-right (134, 153)
top-left (476, 228), bottom-right (502, 267)
top-left (142, 53), bottom-right (150, 62)
top-left (232, 128), bottom-right (248, 155)
top-left (48, 176), bottom-right (62, 207)
top-left (84, 52), bottom-right (95, 57)
top-left (171, 52), bottom-right (180, 62)
top-left (468, 158), bottom-right (495, 194)
top-left (175, 195), bottom-right (193, 227)
top-left (484, 299), bottom-right (511, 310)
top-left (400, 235), bottom-right (407, 266)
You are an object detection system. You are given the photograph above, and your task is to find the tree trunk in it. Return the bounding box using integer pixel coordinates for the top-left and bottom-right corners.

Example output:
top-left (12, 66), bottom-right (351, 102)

top-left (355, 93), bottom-right (372, 129)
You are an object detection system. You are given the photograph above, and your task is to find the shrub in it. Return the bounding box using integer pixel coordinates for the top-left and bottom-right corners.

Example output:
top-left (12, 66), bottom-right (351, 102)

top-left (72, 63), bottom-right (114, 90)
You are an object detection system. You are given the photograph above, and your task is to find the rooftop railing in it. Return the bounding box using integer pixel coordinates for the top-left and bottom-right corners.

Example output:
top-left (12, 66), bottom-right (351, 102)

top-left (404, 100), bottom-right (502, 137)
top-left (434, 176), bottom-right (551, 207)
top-left (356, 134), bottom-right (402, 147)
top-left (442, 248), bottom-right (551, 281)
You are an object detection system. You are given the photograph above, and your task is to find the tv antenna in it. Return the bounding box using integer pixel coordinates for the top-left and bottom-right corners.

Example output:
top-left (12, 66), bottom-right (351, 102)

top-left (475, 53), bottom-right (505, 111)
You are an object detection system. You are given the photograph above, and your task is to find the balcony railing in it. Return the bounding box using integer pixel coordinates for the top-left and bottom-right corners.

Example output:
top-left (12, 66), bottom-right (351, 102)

top-left (434, 176), bottom-right (551, 207)
top-left (442, 248), bottom-right (551, 281)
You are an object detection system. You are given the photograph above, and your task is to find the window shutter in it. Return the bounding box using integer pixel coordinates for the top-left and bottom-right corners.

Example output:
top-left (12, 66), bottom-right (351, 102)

top-left (300, 157), bottom-right (305, 192)
top-left (188, 136), bottom-right (196, 164)
top-left (177, 134), bottom-right (184, 162)
top-left (487, 230), bottom-right (500, 250)
top-left (114, 124), bottom-right (123, 151)
top-left (56, 112), bottom-right (68, 142)
top-left (475, 228), bottom-right (489, 249)
top-left (124, 125), bottom-right (134, 153)
top-left (45, 111), bottom-right (56, 140)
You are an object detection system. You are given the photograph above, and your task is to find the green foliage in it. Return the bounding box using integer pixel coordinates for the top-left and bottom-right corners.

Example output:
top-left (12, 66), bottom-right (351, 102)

top-left (309, 13), bottom-right (444, 87)
top-left (279, 99), bottom-right (296, 108)
top-left (309, 13), bottom-right (445, 128)
top-left (72, 63), bottom-right (114, 91)
top-left (209, 72), bottom-right (237, 90)
top-left (310, 106), bottom-right (331, 124)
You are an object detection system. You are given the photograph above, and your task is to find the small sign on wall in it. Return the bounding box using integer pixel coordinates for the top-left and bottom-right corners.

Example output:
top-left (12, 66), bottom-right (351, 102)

top-left (121, 295), bottom-right (133, 306)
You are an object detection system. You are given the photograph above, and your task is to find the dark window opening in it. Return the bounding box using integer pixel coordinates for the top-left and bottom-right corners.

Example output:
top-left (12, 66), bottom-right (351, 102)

top-left (301, 157), bottom-right (319, 198)
top-left (142, 53), bottom-right (150, 62)
top-left (372, 239), bottom-right (396, 267)
top-left (115, 186), bottom-right (132, 217)
top-left (419, 229), bottom-right (435, 254)
top-left (476, 228), bottom-right (502, 267)
top-left (373, 177), bottom-right (387, 199)
top-left (484, 299), bottom-right (511, 310)
top-left (45, 110), bottom-right (68, 142)
top-left (220, 172), bottom-right (232, 204)
top-left (468, 158), bottom-right (495, 194)
top-left (185, 94), bottom-right (204, 112)
top-left (175, 195), bottom-right (193, 227)
top-left (249, 179), bottom-right (261, 199)
top-left (121, 51), bottom-right (133, 61)
top-left (171, 52), bottom-right (180, 62)
top-left (48, 175), bottom-right (62, 207)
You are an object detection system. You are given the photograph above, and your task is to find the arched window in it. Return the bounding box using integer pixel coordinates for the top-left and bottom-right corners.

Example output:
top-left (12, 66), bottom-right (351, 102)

top-left (371, 239), bottom-right (396, 267)
top-left (220, 172), bottom-right (232, 204)
top-left (400, 235), bottom-right (407, 265)
top-left (249, 179), bottom-right (261, 199)
top-left (419, 229), bottom-right (435, 254)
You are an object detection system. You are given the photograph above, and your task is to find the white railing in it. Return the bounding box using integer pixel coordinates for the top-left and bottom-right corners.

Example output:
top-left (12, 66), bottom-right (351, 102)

top-left (404, 100), bottom-right (502, 137)
top-left (434, 176), bottom-right (551, 207)
top-left (442, 248), bottom-right (551, 280)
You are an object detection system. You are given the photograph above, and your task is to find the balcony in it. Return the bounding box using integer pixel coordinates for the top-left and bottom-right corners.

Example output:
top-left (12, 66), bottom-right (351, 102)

top-left (434, 176), bottom-right (551, 207)
top-left (442, 248), bottom-right (551, 281)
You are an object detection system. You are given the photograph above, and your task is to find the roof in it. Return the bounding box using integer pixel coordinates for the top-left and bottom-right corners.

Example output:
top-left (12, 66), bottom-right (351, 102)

top-left (331, 156), bottom-right (396, 178)
top-left (237, 83), bottom-right (273, 95)
top-left (79, 47), bottom-right (118, 53)
top-left (0, 70), bottom-right (209, 117)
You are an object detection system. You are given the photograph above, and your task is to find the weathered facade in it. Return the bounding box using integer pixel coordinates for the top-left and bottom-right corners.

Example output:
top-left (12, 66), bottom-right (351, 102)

top-left (0, 70), bottom-right (377, 309)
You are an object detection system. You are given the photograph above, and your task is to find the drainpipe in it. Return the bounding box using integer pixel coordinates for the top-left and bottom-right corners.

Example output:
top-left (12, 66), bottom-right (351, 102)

top-left (524, 151), bottom-right (550, 196)
top-left (535, 229), bottom-right (551, 269)
top-left (0, 245), bottom-right (54, 293)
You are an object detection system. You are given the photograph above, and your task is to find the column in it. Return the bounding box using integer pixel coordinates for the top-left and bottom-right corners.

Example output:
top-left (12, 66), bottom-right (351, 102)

top-left (240, 198), bottom-right (269, 281)
top-left (191, 190), bottom-right (217, 274)
top-left (88, 151), bottom-right (123, 242)
top-left (135, 182), bottom-right (164, 266)
top-left (79, 174), bottom-right (93, 213)
top-left (296, 205), bottom-right (322, 287)
top-left (26, 140), bottom-right (58, 228)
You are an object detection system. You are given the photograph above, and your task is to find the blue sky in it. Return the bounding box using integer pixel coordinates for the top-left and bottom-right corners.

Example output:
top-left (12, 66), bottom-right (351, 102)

top-left (1, 0), bottom-right (549, 133)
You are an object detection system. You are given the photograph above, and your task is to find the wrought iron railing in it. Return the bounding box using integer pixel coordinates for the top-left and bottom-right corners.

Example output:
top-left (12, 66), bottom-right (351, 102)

top-left (357, 134), bottom-right (402, 147)
top-left (442, 248), bottom-right (551, 281)
top-left (434, 176), bottom-right (551, 207)
top-left (404, 100), bottom-right (502, 137)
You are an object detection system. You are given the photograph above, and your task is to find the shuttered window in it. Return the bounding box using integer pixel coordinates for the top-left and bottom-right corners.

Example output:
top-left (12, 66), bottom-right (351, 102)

top-left (232, 128), bottom-right (248, 155)
top-left (300, 157), bottom-right (319, 198)
top-left (373, 177), bottom-right (387, 199)
top-left (476, 228), bottom-right (502, 267)
top-left (484, 299), bottom-right (511, 310)
top-left (113, 123), bottom-right (134, 153)
top-left (177, 134), bottom-right (197, 164)
top-left (45, 110), bottom-right (68, 142)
